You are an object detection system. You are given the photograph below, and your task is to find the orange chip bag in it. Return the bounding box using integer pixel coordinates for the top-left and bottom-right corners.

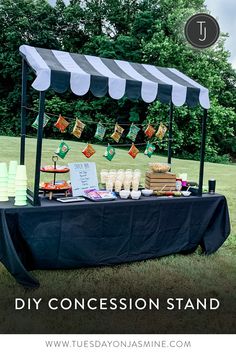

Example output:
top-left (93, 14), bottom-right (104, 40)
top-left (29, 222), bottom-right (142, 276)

top-left (145, 124), bottom-right (156, 138)
top-left (82, 144), bottom-right (96, 158)
top-left (128, 143), bottom-right (139, 159)
top-left (54, 115), bottom-right (70, 132)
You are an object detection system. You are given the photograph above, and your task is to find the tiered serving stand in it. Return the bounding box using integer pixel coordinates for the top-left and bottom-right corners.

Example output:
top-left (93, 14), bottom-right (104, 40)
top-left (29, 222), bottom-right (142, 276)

top-left (40, 156), bottom-right (70, 200)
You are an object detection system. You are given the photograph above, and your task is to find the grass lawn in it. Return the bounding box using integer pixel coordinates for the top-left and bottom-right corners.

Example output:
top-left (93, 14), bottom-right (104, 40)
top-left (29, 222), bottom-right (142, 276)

top-left (0, 135), bottom-right (236, 334)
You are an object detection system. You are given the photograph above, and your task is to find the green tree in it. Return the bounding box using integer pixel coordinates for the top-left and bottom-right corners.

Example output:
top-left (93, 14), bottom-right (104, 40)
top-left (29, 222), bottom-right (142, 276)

top-left (0, 0), bottom-right (235, 161)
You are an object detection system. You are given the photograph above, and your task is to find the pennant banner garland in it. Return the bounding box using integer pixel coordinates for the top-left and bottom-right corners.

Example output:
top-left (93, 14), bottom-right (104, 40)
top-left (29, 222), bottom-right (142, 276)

top-left (104, 144), bottom-right (116, 161)
top-left (54, 115), bottom-right (70, 133)
top-left (55, 141), bottom-right (71, 159)
top-left (94, 122), bottom-right (106, 141)
top-left (72, 118), bottom-right (85, 139)
top-left (127, 123), bottom-right (140, 142)
top-left (30, 108), bottom-right (172, 160)
top-left (32, 114), bottom-right (50, 129)
top-left (111, 123), bottom-right (124, 143)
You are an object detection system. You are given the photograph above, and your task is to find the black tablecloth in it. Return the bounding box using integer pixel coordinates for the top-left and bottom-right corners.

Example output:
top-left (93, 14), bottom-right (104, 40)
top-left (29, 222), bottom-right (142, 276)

top-left (0, 194), bottom-right (231, 288)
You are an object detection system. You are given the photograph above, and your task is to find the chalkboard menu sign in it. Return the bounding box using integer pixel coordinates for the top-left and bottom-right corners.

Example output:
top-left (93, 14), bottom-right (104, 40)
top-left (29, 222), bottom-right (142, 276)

top-left (68, 162), bottom-right (99, 196)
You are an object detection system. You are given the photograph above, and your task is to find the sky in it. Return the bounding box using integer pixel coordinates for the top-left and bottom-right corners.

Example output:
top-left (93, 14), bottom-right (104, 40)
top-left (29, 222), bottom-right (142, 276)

top-left (205, 0), bottom-right (236, 68)
top-left (48, 0), bottom-right (236, 69)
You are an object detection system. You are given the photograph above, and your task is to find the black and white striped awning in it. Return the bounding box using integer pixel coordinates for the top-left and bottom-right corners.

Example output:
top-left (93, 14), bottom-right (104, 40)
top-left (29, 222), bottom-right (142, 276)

top-left (19, 45), bottom-right (210, 109)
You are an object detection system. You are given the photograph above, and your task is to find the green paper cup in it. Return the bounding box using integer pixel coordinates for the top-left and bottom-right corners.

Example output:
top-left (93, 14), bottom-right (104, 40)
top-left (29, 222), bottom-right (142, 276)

top-left (0, 163), bottom-right (8, 178)
top-left (15, 190), bottom-right (27, 197)
top-left (15, 197), bottom-right (27, 202)
top-left (8, 161), bottom-right (18, 175)
top-left (14, 201), bottom-right (27, 206)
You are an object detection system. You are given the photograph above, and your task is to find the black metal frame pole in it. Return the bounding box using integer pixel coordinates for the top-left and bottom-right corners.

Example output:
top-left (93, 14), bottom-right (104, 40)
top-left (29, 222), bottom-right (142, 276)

top-left (198, 109), bottom-right (208, 196)
top-left (33, 91), bottom-right (46, 206)
top-left (168, 101), bottom-right (174, 165)
top-left (20, 59), bottom-right (28, 165)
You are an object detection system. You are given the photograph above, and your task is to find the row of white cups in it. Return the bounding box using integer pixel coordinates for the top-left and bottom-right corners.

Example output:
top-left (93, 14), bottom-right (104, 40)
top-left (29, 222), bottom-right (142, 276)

top-left (0, 161), bottom-right (27, 206)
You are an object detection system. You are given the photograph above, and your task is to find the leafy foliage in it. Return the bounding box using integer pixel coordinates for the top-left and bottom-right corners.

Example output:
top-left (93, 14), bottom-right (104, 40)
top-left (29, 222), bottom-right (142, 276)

top-left (0, 0), bottom-right (235, 161)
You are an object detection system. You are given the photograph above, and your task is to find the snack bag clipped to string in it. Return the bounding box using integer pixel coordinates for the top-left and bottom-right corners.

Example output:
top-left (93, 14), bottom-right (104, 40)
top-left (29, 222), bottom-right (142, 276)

top-left (55, 141), bottom-right (71, 159)
top-left (111, 123), bottom-right (124, 143)
top-left (32, 114), bottom-right (50, 129)
top-left (145, 124), bottom-right (156, 138)
top-left (94, 122), bottom-right (106, 141)
top-left (54, 115), bottom-right (70, 133)
top-left (72, 118), bottom-right (85, 139)
top-left (82, 144), bottom-right (96, 158)
top-left (127, 123), bottom-right (140, 142)
top-left (104, 144), bottom-right (116, 161)
top-left (128, 143), bottom-right (139, 159)
top-left (156, 122), bottom-right (167, 140)
top-left (144, 141), bottom-right (156, 158)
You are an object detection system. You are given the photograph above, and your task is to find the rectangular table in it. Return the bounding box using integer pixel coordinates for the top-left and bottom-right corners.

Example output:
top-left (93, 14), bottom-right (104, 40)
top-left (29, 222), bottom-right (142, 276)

top-left (0, 194), bottom-right (230, 288)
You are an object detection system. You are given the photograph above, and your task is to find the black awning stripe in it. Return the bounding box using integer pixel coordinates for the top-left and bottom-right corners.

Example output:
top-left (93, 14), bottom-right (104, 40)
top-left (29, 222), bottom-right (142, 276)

top-left (158, 67), bottom-right (195, 88)
top-left (70, 53), bottom-right (104, 77)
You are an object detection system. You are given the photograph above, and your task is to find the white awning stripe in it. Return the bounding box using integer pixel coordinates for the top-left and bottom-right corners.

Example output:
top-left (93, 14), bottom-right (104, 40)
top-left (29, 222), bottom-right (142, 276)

top-left (20, 45), bottom-right (51, 91)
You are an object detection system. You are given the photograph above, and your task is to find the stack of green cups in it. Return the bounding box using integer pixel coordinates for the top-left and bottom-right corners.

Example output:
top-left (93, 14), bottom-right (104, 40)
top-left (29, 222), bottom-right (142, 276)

top-left (8, 160), bottom-right (18, 197)
top-left (15, 165), bottom-right (27, 206)
top-left (0, 162), bottom-right (8, 202)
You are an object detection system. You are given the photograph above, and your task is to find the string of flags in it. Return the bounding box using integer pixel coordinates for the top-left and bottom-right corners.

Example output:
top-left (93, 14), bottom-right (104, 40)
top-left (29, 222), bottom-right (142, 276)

top-left (31, 112), bottom-right (168, 161)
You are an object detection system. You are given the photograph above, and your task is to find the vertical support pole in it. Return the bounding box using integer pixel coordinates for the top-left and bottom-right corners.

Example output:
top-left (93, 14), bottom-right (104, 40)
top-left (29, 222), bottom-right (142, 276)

top-left (33, 91), bottom-right (46, 206)
top-left (198, 109), bottom-right (208, 196)
top-left (167, 102), bottom-right (174, 165)
top-left (20, 59), bottom-right (28, 165)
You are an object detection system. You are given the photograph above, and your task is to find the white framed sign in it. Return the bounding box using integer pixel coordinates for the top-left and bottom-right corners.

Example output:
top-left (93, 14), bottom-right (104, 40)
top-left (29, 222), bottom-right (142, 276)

top-left (68, 162), bottom-right (99, 196)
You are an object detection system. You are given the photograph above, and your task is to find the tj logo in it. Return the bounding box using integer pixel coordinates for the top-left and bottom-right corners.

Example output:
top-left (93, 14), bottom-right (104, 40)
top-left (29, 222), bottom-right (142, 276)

top-left (185, 14), bottom-right (220, 49)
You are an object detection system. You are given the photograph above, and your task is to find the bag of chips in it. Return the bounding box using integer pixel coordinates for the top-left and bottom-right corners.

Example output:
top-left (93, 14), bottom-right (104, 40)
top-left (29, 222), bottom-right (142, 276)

top-left (94, 122), bottom-right (106, 141)
top-left (32, 114), bottom-right (50, 130)
top-left (145, 124), bottom-right (156, 138)
top-left (82, 144), bottom-right (96, 158)
top-left (128, 143), bottom-right (139, 159)
top-left (156, 122), bottom-right (167, 140)
top-left (54, 115), bottom-right (70, 133)
top-left (72, 118), bottom-right (85, 139)
top-left (127, 123), bottom-right (140, 142)
top-left (111, 123), bottom-right (124, 143)
top-left (55, 141), bottom-right (70, 159)
top-left (144, 141), bottom-right (156, 158)
top-left (104, 144), bottom-right (116, 161)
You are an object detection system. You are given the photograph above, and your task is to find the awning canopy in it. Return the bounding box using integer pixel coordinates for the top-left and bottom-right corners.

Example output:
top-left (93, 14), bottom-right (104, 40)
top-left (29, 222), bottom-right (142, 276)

top-left (19, 45), bottom-right (210, 109)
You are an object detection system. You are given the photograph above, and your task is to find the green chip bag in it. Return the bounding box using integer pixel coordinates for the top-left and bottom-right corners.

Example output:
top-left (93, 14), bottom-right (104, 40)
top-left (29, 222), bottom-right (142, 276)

top-left (144, 142), bottom-right (156, 158)
top-left (32, 114), bottom-right (50, 129)
top-left (104, 145), bottom-right (116, 161)
top-left (55, 141), bottom-right (71, 159)
top-left (127, 123), bottom-right (140, 142)
top-left (94, 122), bottom-right (106, 141)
